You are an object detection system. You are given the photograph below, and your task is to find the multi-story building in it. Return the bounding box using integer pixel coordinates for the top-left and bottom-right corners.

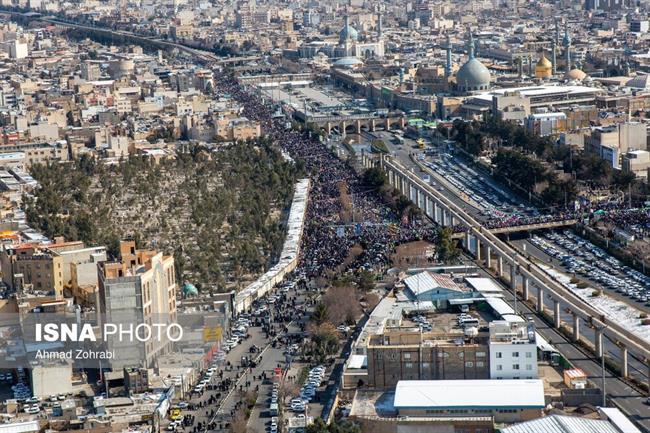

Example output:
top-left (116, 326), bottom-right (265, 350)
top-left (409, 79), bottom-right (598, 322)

top-left (365, 324), bottom-right (491, 389)
top-left (488, 321), bottom-right (538, 380)
top-left (0, 243), bottom-right (65, 298)
top-left (97, 240), bottom-right (177, 369)
top-left (622, 150), bottom-right (650, 181)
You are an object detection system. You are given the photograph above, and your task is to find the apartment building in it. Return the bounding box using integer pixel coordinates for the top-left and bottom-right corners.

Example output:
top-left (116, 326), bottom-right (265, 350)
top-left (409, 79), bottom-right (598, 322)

top-left (97, 241), bottom-right (177, 369)
top-left (0, 243), bottom-right (65, 298)
top-left (488, 321), bottom-right (538, 380)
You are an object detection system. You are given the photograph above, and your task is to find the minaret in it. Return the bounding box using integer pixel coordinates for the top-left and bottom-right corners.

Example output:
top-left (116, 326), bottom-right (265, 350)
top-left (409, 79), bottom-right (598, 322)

top-left (344, 15), bottom-right (351, 56)
top-left (468, 31), bottom-right (475, 59)
top-left (563, 22), bottom-right (572, 72)
top-left (443, 34), bottom-right (452, 78)
top-left (377, 13), bottom-right (383, 39)
top-left (551, 39), bottom-right (557, 75)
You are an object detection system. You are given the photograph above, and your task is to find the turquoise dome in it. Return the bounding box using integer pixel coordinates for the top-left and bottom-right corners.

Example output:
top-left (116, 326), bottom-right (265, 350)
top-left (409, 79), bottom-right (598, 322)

top-left (340, 24), bottom-right (359, 44)
top-left (182, 282), bottom-right (198, 297)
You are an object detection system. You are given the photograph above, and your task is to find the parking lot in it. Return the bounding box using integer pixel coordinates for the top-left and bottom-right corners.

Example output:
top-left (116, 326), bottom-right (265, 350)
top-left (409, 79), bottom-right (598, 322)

top-left (525, 230), bottom-right (650, 311)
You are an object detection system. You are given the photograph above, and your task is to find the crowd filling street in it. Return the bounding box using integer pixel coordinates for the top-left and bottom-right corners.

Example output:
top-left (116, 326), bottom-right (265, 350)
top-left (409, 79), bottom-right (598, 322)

top-left (161, 73), bottom-right (650, 433)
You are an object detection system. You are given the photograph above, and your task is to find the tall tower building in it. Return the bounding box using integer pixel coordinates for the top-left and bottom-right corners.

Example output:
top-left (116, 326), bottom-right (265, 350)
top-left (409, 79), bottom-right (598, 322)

top-left (443, 34), bottom-right (452, 78)
top-left (97, 241), bottom-right (177, 369)
top-left (563, 22), bottom-right (572, 72)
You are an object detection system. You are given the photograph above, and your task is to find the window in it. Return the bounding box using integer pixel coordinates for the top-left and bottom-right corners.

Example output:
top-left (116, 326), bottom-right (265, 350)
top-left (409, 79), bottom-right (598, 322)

top-left (476, 361), bottom-right (484, 367)
top-left (422, 362), bottom-right (430, 368)
top-left (526, 352), bottom-right (533, 358)
top-left (405, 363), bottom-right (413, 368)
top-left (476, 352), bottom-right (486, 357)
top-left (404, 353), bottom-right (411, 359)
top-left (495, 352), bottom-right (502, 358)
top-left (512, 364), bottom-right (520, 370)
top-left (465, 361), bottom-right (474, 368)
top-left (459, 352), bottom-right (464, 359)
top-left (526, 364), bottom-right (533, 370)
top-left (496, 365), bottom-right (503, 371)
top-left (512, 352), bottom-right (519, 358)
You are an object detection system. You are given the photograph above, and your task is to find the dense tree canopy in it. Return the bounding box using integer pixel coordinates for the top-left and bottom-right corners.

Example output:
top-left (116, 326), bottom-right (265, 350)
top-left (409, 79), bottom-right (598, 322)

top-left (24, 139), bottom-right (299, 289)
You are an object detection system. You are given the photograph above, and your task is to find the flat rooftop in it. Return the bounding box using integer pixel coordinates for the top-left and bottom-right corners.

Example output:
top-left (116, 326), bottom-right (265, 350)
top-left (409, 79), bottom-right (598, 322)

top-left (394, 379), bottom-right (545, 409)
top-left (471, 84), bottom-right (603, 103)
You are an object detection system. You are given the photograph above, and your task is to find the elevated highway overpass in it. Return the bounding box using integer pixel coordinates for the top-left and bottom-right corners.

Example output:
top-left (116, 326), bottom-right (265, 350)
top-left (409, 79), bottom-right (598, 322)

top-left (363, 153), bottom-right (650, 389)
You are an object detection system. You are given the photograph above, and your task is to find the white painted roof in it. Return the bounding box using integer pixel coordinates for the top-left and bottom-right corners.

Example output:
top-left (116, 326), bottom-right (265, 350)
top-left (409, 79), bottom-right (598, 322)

top-left (347, 354), bottom-right (367, 369)
top-left (393, 379), bottom-right (545, 409)
top-left (501, 414), bottom-right (623, 433)
top-left (471, 85), bottom-right (602, 103)
top-left (0, 421), bottom-right (40, 433)
top-left (466, 277), bottom-right (503, 295)
top-left (599, 407), bottom-right (642, 433)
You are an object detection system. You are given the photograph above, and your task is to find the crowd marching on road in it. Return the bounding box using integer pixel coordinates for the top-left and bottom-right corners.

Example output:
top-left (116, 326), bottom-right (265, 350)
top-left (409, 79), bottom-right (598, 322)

top-left (214, 76), bottom-right (439, 278)
top-left (160, 68), bottom-right (650, 433)
top-left (163, 73), bottom-right (441, 433)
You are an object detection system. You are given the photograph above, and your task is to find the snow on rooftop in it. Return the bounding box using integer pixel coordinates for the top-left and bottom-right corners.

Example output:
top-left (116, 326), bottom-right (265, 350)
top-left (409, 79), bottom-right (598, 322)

top-left (501, 414), bottom-right (622, 433)
top-left (403, 271), bottom-right (465, 296)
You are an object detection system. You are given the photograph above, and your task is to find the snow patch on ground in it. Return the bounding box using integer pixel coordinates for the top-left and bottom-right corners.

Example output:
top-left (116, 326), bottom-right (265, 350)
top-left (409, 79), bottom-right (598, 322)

top-left (539, 264), bottom-right (650, 343)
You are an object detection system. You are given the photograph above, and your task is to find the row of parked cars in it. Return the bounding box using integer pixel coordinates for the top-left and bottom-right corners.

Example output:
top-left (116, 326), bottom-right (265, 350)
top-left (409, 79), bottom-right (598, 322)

top-left (223, 316), bottom-right (251, 353)
top-left (11, 368), bottom-right (31, 402)
top-left (532, 231), bottom-right (650, 304)
top-left (291, 365), bottom-right (326, 412)
top-left (193, 366), bottom-right (218, 394)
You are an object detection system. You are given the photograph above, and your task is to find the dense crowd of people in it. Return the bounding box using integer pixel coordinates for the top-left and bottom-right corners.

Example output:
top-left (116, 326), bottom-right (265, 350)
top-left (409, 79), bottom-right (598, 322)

top-left (215, 76), bottom-right (650, 274)
top-left (214, 77), bottom-right (438, 277)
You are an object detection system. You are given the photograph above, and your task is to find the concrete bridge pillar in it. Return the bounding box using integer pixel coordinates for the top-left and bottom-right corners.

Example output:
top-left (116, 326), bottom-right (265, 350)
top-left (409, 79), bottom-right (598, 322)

top-left (433, 201), bottom-right (440, 224)
top-left (554, 300), bottom-right (561, 328)
top-left (341, 121), bottom-right (347, 138)
top-left (400, 117), bottom-right (406, 128)
top-left (355, 120), bottom-right (362, 134)
top-left (537, 287), bottom-right (544, 313)
top-left (620, 346), bottom-right (628, 378)
top-left (510, 264), bottom-right (516, 290)
top-left (370, 119), bottom-right (376, 132)
top-left (326, 122), bottom-right (332, 134)
top-left (595, 327), bottom-right (604, 358)
top-left (476, 238), bottom-right (481, 261)
top-left (522, 277), bottom-right (529, 301)
top-left (485, 245), bottom-right (491, 268)
top-left (385, 118), bottom-right (391, 130)
top-left (465, 232), bottom-right (471, 250)
top-left (497, 256), bottom-right (503, 276)
top-left (572, 314), bottom-right (580, 341)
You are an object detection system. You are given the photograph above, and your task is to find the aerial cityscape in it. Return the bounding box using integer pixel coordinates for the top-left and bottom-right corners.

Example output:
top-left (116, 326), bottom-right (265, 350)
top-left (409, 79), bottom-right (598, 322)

top-left (0, 0), bottom-right (648, 432)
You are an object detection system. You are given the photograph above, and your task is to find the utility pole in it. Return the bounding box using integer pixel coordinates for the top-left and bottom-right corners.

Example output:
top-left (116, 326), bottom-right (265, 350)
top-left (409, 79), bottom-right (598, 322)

top-left (599, 324), bottom-right (608, 407)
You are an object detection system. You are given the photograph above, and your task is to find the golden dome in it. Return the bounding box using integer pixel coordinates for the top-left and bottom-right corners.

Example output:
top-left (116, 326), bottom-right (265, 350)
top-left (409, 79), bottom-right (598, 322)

top-left (534, 54), bottom-right (553, 79)
top-left (566, 68), bottom-right (587, 81)
top-left (536, 55), bottom-right (552, 68)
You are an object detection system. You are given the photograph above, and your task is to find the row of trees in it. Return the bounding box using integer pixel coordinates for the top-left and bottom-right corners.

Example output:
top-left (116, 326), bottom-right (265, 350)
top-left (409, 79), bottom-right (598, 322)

top-left (449, 117), bottom-right (639, 207)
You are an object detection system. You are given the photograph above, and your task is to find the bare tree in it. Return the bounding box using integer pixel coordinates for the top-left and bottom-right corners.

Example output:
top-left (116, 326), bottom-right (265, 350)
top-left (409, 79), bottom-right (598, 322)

top-left (323, 286), bottom-right (361, 325)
